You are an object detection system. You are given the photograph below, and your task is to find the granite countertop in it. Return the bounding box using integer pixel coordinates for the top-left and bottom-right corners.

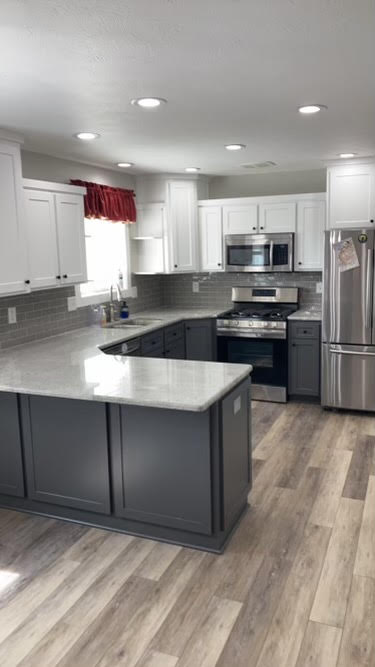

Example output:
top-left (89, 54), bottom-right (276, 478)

top-left (288, 308), bottom-right (322, 322)
top-left (0, 307), bottom-right (251, 412)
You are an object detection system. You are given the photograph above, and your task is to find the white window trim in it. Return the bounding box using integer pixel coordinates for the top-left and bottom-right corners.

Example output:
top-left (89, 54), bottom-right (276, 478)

top-left (74, 222), bottom-right (137, 308)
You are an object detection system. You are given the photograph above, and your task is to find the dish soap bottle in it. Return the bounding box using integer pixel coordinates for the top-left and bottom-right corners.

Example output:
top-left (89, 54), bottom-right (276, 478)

top-left (120, 300), bottom-right (129, 319)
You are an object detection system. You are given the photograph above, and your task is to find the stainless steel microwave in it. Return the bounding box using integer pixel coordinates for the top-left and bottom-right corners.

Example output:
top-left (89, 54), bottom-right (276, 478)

top-left (225, 233), bottom-right (294, 272)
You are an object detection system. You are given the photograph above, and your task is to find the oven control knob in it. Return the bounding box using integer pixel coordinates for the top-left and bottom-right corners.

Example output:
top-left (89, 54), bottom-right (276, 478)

top-left (233, 320), bottom-right (239, 326)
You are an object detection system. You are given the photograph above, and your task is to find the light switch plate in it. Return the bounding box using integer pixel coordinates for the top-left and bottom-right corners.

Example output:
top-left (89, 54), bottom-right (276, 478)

top-left (192, 281), bottom-right (200, 293)
top-left (8, 307), bottom-right (17, 324)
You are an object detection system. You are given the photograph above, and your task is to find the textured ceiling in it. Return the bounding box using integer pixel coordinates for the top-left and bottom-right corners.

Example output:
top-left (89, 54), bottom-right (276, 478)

top-left (1, 0), bottom-right (374, 175)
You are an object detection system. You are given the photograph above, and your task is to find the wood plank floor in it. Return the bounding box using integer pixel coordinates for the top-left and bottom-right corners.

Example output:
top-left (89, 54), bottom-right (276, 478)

top-left (1, 401), bottom-right (375, 666)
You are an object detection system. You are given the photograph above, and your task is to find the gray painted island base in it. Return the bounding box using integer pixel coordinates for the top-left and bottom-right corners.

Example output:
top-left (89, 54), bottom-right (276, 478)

top-left (0, 378), bottom-right (251, 552)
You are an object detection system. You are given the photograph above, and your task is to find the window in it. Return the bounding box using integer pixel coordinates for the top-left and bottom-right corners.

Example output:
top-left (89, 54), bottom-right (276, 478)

top-left (76, 218), bottom-right (133, 306)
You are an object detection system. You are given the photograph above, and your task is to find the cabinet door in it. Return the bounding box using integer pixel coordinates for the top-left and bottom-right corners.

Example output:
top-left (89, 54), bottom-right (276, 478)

top-left (223, 204), bottom-right (258, 235)
top-left (111, 404), bottom-right (212, 534)
top-left (289, 338), bottom-right (320, 396)
top-left (0, 141), bottom-right (28, 295)
top-left (25, 190), bottom-right (60, 289)
top-left (199, 206), bottom-right (223, 271)
top-left (21, 395), bottom-right (111, 514)
top-left (259, 202), bottom-right (296, 233)
top-left (167, 181), bottom-right (198, 272)
top-left (55, 193), bottom-right (87, 284)
top-left (328, 163), bottom-right (375, 228)
top-left (185, 320), bottom-right (214, 361)
top-left (295, 199), bottom-right (326, 271)
top-left (0, 393), bottom-right (25, 497)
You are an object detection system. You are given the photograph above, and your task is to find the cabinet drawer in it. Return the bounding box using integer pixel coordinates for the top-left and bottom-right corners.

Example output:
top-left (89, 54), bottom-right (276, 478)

top-left (141, 330), bottom-right (164, 355)
top-left (164, 322), bottom-right (184, 346)
top-left (142, 345), bottom-right (164, 358)
top-left (289, 321), bottom-right (320, 340)
top-left (165, 338), bottom-right (185, 359)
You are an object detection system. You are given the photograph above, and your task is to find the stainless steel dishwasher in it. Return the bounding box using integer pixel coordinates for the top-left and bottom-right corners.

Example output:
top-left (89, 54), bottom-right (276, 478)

top-left (101, 338), bottom-right (141, 356)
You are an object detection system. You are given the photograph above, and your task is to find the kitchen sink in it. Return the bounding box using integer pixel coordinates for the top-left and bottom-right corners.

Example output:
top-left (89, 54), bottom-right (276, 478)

top-left (107, 318), bottom-right (163, 329)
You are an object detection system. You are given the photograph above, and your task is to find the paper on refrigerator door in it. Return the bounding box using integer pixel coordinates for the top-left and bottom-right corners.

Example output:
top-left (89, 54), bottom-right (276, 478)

top-left (333, 237), bottom-right (360, 272)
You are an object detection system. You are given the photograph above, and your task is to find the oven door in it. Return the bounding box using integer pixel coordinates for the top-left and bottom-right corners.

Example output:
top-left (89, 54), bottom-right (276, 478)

top-left (225, 235), bottom-right (272, 272)
top-left (217, 335), bottom-right (288, 402)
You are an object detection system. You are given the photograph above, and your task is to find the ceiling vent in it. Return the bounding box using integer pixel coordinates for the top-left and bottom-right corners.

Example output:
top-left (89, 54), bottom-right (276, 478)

top-left (241, 161), bottom-right (277, 169)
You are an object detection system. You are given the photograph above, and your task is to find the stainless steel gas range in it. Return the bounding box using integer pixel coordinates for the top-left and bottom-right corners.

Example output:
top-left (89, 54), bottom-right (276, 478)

top-left (217, 286), bottom-right (298, 403)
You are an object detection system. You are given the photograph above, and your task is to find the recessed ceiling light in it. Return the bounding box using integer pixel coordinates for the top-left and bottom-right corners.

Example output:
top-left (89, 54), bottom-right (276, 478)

top-left (298, 105), bottom-right (327, 114)
top-left (185, 167), bottom-right (200, 173)
top-left (74, 132), bottom-right (100, 141)
top-left (117, 162), bottom-right (133, 168)
top-left (131, 97), bottom-right (167, 108)
top-left (225, 144), bottom-right (246, 151)
top-left (339, 153), bottom-right (357, 159)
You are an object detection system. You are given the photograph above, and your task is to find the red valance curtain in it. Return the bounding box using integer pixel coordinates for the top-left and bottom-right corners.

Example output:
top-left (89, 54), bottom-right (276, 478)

top-left (70, 180), bottom-right (136, 223)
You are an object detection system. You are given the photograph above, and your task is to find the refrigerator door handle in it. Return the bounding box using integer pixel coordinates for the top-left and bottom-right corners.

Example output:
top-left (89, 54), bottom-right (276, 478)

top-left (270, 239), bottom-right (274, 271)
top-left (366, 248), bottom-right (373, 328)
top-left (330, 346), bottom-right (375, 357)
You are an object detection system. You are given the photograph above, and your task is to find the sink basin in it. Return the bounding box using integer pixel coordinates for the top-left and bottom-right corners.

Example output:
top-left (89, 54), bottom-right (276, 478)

top-left (107, 318), bottom-right (163, 329)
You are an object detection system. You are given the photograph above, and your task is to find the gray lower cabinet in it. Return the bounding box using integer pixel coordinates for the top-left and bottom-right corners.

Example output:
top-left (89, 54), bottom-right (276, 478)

top-left (221, 381), bottom-right (251, 529)
top-left (20, 395), bottom-right (111, 514)
top-left (110, 404), bottom-right (213, 534)
top-left (165, 337), bottom-right (185, 359)
top-left (288, 321), bottom-right (321, 397)
top-left (0, 393), bottom-right (24, 497)
top-left (185, 319), bottom-right (214, 361)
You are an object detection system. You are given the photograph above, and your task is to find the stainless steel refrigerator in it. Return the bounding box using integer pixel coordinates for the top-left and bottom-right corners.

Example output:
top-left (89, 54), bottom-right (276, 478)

top-left (322, 228), bottom-right (375, 412)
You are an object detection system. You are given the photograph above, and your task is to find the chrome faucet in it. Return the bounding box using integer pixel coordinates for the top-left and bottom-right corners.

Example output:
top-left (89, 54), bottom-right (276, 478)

top-left (109, 283), bottom-right (122, 322)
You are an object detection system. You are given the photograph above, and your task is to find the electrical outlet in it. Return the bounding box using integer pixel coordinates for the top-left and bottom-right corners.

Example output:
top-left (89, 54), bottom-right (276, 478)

top-left (67, 296), bottom-right (77, 312)
top-left (192, 281), bottom-right (200, 293)
top-left (8, 307), bottom-right (17, 324)
top-left (316, 282), bottom-right (323, 294)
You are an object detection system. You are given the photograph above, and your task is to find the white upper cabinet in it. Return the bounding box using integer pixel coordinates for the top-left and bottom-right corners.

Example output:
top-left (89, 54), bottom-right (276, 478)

top-left (25, 190), bottom-right (59, 289)
top-left (295, 199), bottom-right (326, 271)
top-left (0, 139), bottom-right (28, 296)
top-left (55, 193), bottom-right (87, 285)
top-left (199, 206), bottom-right (223, 272)
top-left (328, 162), bottom-right (375, 228)
top-left (24, 180), bottom-right (87, 290)
top-left (223, 204), bottom-right (258, 235)
top-left (130, 204), bottom-right (166, 274)
top-left (259, 202), bottom-right (296, 233)
top-left (167, 180), bottom-right (198, 272)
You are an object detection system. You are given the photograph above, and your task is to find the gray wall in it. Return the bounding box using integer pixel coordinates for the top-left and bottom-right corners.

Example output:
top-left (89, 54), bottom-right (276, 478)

top-left (22, 150), bottom-right (136, 189)
top-left (208, 169), bottom-right (326, 199)
top-left (162, 272), bottom-right (322, 311)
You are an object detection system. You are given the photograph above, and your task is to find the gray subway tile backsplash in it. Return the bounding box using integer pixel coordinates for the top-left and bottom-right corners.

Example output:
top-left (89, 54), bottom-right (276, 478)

top-left (0, 272), bottom-right (321, 350)
top-left (161, 271), bottom-right (322, 311)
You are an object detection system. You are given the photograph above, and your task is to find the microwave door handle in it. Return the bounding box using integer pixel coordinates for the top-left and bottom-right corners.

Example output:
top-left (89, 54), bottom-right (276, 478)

top-left (270, 240), bottom-right (274, 270)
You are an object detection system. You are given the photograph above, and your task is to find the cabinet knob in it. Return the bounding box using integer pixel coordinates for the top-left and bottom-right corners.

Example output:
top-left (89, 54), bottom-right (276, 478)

top-left (25, 280), bottom-right (30, 285)
top-left (56, 275), bottom-right (61, 280)
top-left (63, 274), bottom-right (68, 279)
top-left (174, 264), bottom-right (178, 268)
top-left (292, 343), bottom-right (296, 347)
top-left (260, 226), bottom-right (264, 230)
top-left (217, 262), bottom-right (221, 266)
top-left (370, 219), bottom-right (374, 224)
top-left (252, 227), bottom-right (256, 231)
top-left (298, 261), bottom-right (302, 266)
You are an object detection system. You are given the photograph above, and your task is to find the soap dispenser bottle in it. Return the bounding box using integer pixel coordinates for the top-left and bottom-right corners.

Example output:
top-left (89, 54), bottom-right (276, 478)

top-left (120, 300), bottom-right (129, 319)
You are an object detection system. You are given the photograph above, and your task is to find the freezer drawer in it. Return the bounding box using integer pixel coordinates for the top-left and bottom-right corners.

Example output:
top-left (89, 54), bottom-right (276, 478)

top-left (322, 343), bottom-right (375, 412)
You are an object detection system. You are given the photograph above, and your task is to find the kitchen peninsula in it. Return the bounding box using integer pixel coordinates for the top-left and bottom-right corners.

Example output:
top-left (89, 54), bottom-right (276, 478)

top-left (0, 313), bottom-right (252, 553)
